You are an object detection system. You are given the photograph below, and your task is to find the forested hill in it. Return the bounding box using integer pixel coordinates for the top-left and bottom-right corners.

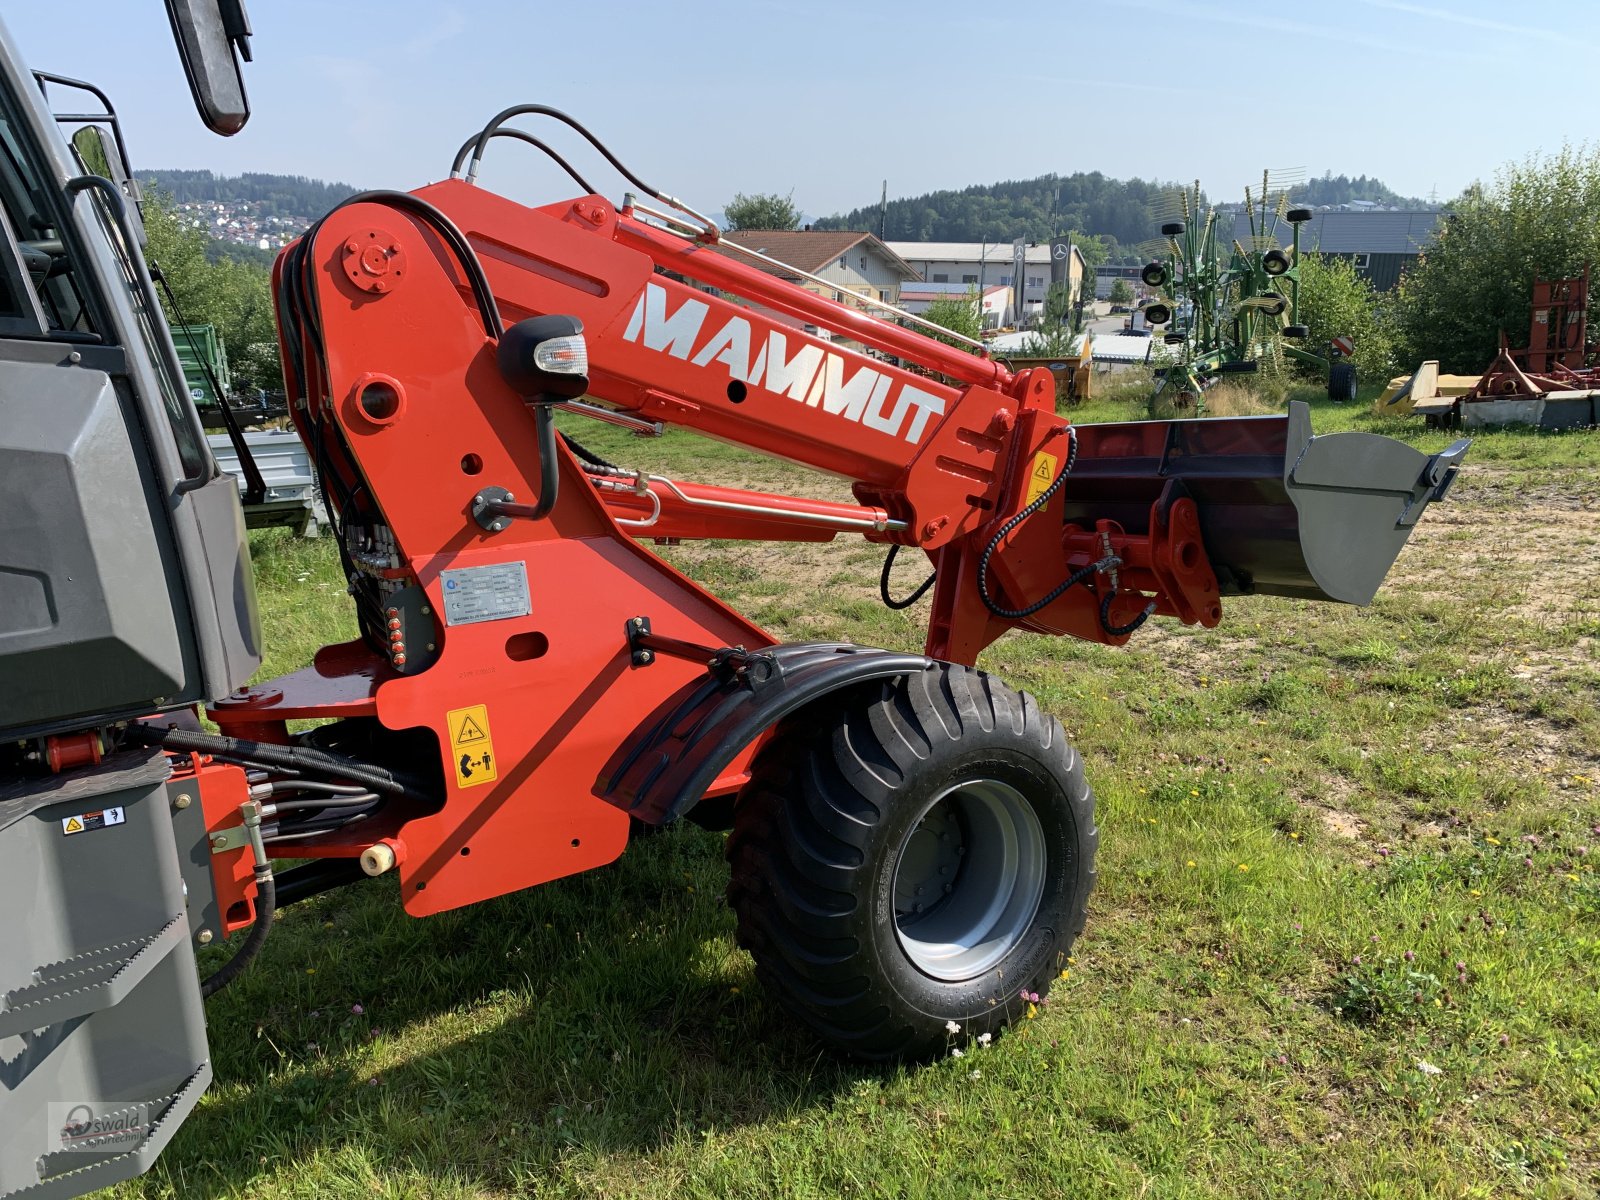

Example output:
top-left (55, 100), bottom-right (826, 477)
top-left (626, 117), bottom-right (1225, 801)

top-left (814, 171), bottom-right (1433, 259)
top-left (813, 173), bottom-right (1182, 257)
top-left (1290, 172), bottom-right (1429, 208)
top-left (139, 170), bottom-right (359, 216)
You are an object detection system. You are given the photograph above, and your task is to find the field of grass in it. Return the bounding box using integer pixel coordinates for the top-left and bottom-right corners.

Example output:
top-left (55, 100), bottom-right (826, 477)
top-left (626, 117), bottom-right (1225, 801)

top-left (123, 388), bottom-right (1598, 1198)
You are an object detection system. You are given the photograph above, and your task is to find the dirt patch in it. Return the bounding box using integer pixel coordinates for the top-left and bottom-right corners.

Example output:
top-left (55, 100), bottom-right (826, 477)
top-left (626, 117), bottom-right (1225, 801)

top-left (1427, 706), bottom-right (1600, 782)
top-left (1129, 623), bottom-right (1259, 686)
top-left (1318, 808), bottom-right (1365, 839)
top-left (1391, 494), bottom-right (1600, 625)
top-left (1444, 463), bottom-right (1599, 513)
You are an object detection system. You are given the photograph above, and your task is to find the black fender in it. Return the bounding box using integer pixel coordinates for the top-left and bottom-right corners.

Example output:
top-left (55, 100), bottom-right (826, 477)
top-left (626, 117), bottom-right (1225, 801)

top-left (597, 641), bottom-right (930, 826)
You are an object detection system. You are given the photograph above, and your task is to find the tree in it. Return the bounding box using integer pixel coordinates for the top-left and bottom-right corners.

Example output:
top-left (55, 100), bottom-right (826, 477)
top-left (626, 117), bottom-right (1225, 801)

top-left (921, 291), bottom-right (984, 348)
top-left (1069, 232), bottom-right (1109, 275)
top-left (142, 189), bottom-right (281, 395)
top-left (1294, 252), bottom-right (1396, 385)
top-left (1393, 144), bottom-right (1600, 373)
top-left (813, 172), bottom-right (1199, 248)
top-left (1040, 280), bottom-right (1093, 334)
top-left (1020, 324), bottom-right (1081, 356)
top-left (1109, 279), bottom-right (1134, 305)
top-left (723, 191), bottom-right (801, 232)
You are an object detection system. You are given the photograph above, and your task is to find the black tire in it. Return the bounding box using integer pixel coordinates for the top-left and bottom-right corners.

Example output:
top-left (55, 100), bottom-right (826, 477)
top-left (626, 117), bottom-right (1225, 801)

top-left (1286, 207), bottom-right (1313, 223)
top-left (1163, 333), bottom-right (1185, 345)
top-left (1160, 221), bottom-right (1185, 237)
top-left (726, 665), bottom-right (1096, 1060)
top-left (1140, 261), bottom-right (1168, 288)
top-left (1282, 324), bottom-right (1309, 339)
top-left (1262, 249), bottom-right (1291, 276)
top-left (1217, 360), bottom-right (1259, 374)
top-left (1257, 291), bottom-right (1287, 316)
top-left (1328, 360), bottom-right (1357, 401)
top-left (1143, 303), bottom-right (1171, 326)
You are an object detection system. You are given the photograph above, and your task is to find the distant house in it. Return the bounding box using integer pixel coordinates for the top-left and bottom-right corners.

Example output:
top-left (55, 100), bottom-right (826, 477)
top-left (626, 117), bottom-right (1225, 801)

top-left (898, 282), bottom-right (1013, 329)
top-left (712, 229), bottom-right (921, 316)
top-left (1095, 264), bottom-right (1145, 300)
top-left (1229, 209), bottom-right (1447, 291)
top-left (888, 240), bottom-right (1085, 320)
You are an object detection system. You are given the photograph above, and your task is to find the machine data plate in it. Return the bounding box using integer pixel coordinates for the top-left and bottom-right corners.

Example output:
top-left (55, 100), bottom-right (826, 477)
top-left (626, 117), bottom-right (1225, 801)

top-left (440, 562), bottom-right (531, 626)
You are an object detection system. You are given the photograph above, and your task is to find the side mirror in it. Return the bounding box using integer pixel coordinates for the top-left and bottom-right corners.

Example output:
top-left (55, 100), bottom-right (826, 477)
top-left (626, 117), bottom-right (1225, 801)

top-left (164, 0), bottom-right (253, 136)
top-left (71, 125), bottom-right (146, 247)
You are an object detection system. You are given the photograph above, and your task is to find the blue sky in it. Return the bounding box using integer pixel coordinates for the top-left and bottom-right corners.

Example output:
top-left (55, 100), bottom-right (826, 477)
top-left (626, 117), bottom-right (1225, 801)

top-left (7, 2), bottom-right (1595, 218)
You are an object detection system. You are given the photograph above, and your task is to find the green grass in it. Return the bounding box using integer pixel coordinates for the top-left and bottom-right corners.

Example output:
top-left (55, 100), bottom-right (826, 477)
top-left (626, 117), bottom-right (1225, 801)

top-left (119, 397), bottom-right (1599, 1199)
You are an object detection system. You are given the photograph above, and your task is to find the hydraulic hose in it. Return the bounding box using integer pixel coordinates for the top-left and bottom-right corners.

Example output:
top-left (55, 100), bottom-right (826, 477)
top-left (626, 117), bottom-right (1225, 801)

top-left (125, 724), bottom-right (429, 804)
top-left (977, 427), bottom-right (1093, 621)
top-left (448, 128), bottom-right (599, 195)
top-left (879, 544), bottom-right (937, 611)
top-left (200, 802), bottom-right (274, 998)
top-left (1098, 589), bottom-right (1157, 638)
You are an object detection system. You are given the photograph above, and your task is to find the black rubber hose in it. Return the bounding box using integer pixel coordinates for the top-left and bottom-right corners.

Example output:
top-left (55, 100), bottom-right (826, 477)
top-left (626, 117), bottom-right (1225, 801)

top-left (449, 128), bottom-right (599, 195)
top-left (1098, 589), bottom-right (1157, 638)
top-left (301, 190), bottom-right (502, 339)
top-left (200, 864), bottom-right (274, 998)
top-left (560, 432), bottom-right (617, 471)
top-left (879, 544), bottom-right (937, 611)
top-left (267, 794), bottom-right (379, 814)
top-left (977, 428), bottom-right (1095, 620)
top-left (125, 725), bottom-right (428, 803)
top-left (459, 104), bottom-right (676, 209)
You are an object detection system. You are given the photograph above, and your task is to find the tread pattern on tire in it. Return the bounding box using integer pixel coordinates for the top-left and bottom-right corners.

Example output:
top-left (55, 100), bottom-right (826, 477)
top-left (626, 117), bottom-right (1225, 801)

top-left (1328, 360), bottom-right (1357, 401)
top-left (726, 664), bottom-right (1096, 1060)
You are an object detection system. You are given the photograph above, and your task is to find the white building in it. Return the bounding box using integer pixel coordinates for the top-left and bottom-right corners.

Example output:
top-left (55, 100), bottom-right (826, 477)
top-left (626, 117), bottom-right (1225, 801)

top-left (888, 241), bottom-right (1085, 321)
top-left (898, 282), bottom-right (1013, 329)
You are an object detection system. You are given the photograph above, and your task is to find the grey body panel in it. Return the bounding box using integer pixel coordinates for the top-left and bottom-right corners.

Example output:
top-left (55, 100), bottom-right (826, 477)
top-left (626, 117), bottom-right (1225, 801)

top-left (0, 20), bottom-right (261, 742)
top-left (0, 750), bottom-right (210, 1200)
top-left (187, 469), bottom-right (263, 697)
top-left (0, 18), bottom-right (260, 1199)
top-left (0, 360), bottom-right (187, 729)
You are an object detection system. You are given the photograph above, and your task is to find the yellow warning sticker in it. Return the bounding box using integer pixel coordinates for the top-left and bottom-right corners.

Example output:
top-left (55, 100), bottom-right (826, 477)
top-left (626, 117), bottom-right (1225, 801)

top-left (60, 807), bottom-right (123, 835)
top-left (1025, 450), bottom-right (1059, 506)
top-left (447, 704), bottom-right (497, 788)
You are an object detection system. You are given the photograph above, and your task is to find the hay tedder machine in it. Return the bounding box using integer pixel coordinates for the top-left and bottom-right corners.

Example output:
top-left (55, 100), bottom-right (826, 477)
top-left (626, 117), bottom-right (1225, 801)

top-left (0, 7), bottom-right (1470, 1196)
top-left (1138, 176), bottom-right (1357, 413)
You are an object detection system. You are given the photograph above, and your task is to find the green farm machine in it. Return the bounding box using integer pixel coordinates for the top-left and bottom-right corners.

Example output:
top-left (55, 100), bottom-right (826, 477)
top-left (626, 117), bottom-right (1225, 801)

top-left (1138, 174), bottom-right (1356, 414)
